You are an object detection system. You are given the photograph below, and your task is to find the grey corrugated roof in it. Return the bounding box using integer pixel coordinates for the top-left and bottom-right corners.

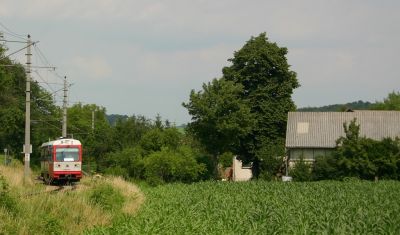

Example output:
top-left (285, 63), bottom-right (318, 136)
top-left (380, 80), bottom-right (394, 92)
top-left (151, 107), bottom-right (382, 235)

top-left (285, 111), bottom-right (400, 148)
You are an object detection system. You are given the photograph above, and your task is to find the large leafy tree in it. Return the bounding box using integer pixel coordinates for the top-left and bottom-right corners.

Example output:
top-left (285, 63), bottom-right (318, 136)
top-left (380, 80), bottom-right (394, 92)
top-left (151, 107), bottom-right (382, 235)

top-left (183, 78), bottom-right (255, 175)
top-left (0, 45), bottom-right (60, 163)
top-left (222, 33), bottom-right (299, 178)
top-left (67, 103), bottom-right (114, 171)
top-left (185, 33), bottom-right (299, 178)
top-left (334, 119), bottom-right (400, 180)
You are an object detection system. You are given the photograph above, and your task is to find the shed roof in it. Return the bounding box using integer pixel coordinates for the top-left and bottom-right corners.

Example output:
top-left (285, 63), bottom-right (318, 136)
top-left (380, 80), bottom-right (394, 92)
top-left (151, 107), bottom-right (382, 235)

top-left (285, 111), bottom-right (400, 148)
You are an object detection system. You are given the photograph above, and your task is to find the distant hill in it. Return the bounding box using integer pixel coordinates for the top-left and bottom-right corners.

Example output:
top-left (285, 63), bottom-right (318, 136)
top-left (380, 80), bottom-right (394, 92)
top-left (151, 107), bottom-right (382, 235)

top-left (298, 100), bottom-right (374, 112)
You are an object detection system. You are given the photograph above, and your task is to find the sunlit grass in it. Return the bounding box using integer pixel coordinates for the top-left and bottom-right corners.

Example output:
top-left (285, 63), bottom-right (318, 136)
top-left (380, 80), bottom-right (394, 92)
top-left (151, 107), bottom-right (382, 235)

top-left (0, 163), bottom-right (144, 235)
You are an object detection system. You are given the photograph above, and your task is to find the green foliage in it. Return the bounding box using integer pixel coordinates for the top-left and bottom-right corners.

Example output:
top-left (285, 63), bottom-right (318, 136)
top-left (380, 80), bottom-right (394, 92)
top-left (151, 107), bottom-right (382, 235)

top-left (113, 115), bottom-right (152, 150)
top-left (103, 147), bottom-right (145, 179)
top-left (0, 175), bottom-right (18, 215)
top-left (140, 127), bottom-right (182, 154)
top-left (183, 78), bottom-right (255, 156)
top-left (143, 147), bottom-right (206, 185)
top-left (0, 45), bottom-right (60, 164)
top-left (290, 155), bottom-right (312, 182)
top-left (298, 91), bottom-right (400, 112)
top-left (89, 182), bottom-right (125, 212)
top-left (255, 143), bottom-right (285, 180)
top-left (104, 166), bottom-right (129, 179)
top-left (371, 91), bottom-right (400, 110)
top-left (333, 119), bottom-right (400, 180)
top-left (91, 181), bottom-right (400, 234)
top-left (184, 33), bottom-right (299, 179)
top-left (218, 152), bottom-right (234, 168)
top-left (298, 100), bottom-right (374, 112)
top-left (312, 154), bottom-right (341, 180)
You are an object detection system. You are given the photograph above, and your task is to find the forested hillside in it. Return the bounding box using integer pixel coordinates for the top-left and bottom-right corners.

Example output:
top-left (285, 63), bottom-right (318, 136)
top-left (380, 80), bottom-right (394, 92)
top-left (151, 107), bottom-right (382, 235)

top-left (298, 100), bottom-right (374, 112)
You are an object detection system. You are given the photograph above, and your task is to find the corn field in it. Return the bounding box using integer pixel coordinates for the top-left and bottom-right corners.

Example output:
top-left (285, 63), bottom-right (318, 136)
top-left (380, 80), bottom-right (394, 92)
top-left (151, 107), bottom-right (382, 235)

top-left (88, 180), bottom-right (400, 234)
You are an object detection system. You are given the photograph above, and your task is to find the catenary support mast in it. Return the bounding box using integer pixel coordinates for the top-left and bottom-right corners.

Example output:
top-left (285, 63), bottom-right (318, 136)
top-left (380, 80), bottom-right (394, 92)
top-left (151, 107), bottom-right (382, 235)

top-left (24, 34), bottom-right (32, 180)
top-left (62, 76), bottom-right (68, 137)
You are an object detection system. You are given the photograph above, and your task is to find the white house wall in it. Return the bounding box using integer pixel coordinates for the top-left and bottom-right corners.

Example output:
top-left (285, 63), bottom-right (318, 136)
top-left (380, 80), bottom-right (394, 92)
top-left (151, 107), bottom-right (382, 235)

top-left (232, 157), bottom-right (252, 181)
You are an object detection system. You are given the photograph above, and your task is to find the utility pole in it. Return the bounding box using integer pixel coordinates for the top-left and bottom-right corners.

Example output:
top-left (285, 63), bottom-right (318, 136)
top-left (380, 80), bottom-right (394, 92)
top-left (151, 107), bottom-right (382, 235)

top-left (62, 76), bottom-right (68, 137)
top-left (88, 110), bottom-right (94, 175)
top-left (24, 34), bottom-right (32, 180)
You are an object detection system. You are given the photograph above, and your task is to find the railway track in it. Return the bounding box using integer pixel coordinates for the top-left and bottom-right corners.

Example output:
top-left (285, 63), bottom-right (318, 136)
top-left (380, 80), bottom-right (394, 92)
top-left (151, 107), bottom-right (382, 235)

top-left (23, 184), bottom-right (78, 198)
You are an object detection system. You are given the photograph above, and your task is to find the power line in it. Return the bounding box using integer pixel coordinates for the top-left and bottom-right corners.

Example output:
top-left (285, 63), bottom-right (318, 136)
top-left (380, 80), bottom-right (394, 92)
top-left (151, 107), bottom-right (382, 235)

top-left (34, 44), bottom-right (65, 82)
top-left (0, 22), bottom-right (26, 40)
top-left (33, 70), bottom-right (58, 94)
top-left (0, 41), bottom-right (37, 60)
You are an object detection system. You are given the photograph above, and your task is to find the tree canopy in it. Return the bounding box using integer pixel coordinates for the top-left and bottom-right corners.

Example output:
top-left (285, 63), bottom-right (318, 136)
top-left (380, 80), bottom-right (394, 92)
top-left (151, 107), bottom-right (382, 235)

top-left (184, 33), bottom-right (299, 178)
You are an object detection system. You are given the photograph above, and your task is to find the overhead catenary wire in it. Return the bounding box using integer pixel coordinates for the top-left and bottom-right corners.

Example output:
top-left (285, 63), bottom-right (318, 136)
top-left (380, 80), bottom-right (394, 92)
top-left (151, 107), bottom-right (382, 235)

top-left (34, 44), bottom-right (65, 82)
top-left (1, 22), bottom-right (92, 138)
top-left (0, 22), bottom-right (26, 40)
top-left (0, 41), bottom-right (37, 60)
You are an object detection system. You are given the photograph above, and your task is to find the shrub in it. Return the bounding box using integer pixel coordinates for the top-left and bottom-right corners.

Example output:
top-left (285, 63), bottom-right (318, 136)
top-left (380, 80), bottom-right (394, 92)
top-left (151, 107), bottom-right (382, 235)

top-left (290, 155), bottom-right (312, 181)
top-left (144, 146), bottom-right (206, 185)
top-left (312, 154), bottom-right (341, 180)
top-left (89, 182), bottom-right (125, 212)
top-left (104, 166), bottom-right (129, 179)
top-left (0, 175), bottom-right (18, 215)
top-left (219, 152), bottom-right (234, 168)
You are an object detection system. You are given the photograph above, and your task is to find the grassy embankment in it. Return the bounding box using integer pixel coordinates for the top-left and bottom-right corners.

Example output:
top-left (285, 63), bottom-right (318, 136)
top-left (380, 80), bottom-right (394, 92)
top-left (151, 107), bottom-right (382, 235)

top-left (0, 160), bottom-right (144, 235)
top-left (90, 180), bottom-right (400, 234)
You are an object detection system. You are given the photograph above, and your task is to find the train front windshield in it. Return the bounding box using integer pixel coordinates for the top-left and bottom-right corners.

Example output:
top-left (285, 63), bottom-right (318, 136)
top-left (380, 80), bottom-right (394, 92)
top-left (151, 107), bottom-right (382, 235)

top-left (55, 148), bottom-right (80, 162)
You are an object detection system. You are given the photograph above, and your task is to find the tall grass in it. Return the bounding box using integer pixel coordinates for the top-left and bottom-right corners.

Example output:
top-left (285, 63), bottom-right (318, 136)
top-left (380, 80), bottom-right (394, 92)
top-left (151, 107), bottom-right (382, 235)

top-left (90, 180), bottom-right (400, 234)
top-left (0, 164), bottom-right (144, 235)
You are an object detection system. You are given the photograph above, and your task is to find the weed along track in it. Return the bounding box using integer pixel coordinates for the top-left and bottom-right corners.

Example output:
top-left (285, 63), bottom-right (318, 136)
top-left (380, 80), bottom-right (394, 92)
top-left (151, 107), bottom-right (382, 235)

top-left (22, 184), bottom-right (78, 198)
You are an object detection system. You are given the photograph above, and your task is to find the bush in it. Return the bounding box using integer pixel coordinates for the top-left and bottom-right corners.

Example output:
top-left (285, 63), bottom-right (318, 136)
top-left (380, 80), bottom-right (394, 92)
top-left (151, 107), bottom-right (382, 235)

top-left (219, 152), bottom-right (234, 168)
top-left (104, 166), bottom-right (129, 179)
top-left (312, 155), bottom-right (341, 180)
top-left (335, 119), bottom-right (400, 180)
top-left (144, 146), bottom-right (206, 185)
top-left (89, 182), bottom-right (125, 212)
top-left (103, 147), bottom-right (145, 179)
top-left (0, 175), bottom-right (18, 215)
top-left (256, 143), bottom-right (285, 180)
top-left (290, 155), bottom-right (312, 182)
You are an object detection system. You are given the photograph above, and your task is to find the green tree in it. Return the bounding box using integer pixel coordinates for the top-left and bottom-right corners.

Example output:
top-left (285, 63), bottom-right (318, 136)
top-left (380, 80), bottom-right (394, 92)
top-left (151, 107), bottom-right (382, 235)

top-left (0, 45), bottom-right (60, 164)
top-left (290, 155), bottom-right (312, 182)
top-left (371, 91), bottom-right (400, 110)
top-left (67, 103), bottom-right (114, 171)
top-left (183, 78), bottom-right (255, 177)
top-left (113, 115), bottom-right (152, 150)
top-left (184, 33), bottom-right (299, 179)
top-left (143, 146), bottom-right (206, 185)
top-left (334, 119), bottom-right (400, 180)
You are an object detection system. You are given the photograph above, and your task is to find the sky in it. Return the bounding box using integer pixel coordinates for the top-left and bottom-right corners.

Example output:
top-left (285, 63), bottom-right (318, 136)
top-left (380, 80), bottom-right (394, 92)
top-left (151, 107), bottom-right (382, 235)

top-left (1, 0), bottom-right (399, 125)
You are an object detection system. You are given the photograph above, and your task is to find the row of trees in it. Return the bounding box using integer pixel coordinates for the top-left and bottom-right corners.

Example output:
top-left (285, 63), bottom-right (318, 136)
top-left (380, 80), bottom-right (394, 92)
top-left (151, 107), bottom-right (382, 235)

top-left (63, 106), bottom-right (210, 184)
top-left (0, 45), bottom-right (60, 163)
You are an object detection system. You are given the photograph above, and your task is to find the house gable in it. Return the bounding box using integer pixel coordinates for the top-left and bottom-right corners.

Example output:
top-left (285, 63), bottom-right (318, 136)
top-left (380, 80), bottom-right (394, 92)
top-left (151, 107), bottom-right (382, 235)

top-left (285, 111), bottom-right (400, 149)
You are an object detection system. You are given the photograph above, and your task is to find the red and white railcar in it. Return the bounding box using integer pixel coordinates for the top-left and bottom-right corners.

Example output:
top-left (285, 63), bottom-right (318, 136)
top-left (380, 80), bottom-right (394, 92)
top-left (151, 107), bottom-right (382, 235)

top-left (40, 138), bottom-right (82, 184)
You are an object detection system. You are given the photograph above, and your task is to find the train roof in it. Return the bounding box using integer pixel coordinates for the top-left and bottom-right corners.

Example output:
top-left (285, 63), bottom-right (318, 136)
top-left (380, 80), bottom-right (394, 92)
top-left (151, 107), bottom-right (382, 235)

top-left (41, 138), bottom-right (82, 147)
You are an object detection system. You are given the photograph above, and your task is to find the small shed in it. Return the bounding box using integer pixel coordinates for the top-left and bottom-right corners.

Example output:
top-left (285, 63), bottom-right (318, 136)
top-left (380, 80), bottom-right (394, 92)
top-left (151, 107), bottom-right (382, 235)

top-left (285, 111), bottom-right (400, 165)
top-left (232, 157), bottom-right (252, 181)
